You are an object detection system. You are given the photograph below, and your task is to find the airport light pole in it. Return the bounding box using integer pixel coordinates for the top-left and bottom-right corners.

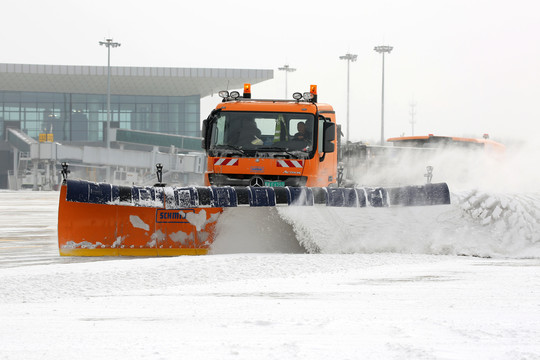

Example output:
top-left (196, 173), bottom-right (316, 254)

top-left (99, 38), bottom-right (121, 150)
top-left (278, 64), bottom-right (296, 98)
top-left (339, 53), bottom-right (357, 146)
top-left (410, 101), bottom-right (417, 136)
top-left (374, 45), bottom-right (393, 145)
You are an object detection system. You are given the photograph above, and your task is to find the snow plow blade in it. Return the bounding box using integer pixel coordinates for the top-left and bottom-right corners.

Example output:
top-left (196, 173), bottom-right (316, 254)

top-left (57, 179), bottom-right (450, 256)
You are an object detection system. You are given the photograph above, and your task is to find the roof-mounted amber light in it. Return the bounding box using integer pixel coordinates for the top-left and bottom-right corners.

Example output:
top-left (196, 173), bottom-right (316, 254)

top-left (309, 85), bottom-right (318, 102)
top-left (243, 83), bottom-right (251, 98)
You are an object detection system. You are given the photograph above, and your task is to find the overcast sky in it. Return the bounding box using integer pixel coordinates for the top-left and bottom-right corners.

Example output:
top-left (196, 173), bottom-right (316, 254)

top-left (2, 0), bottom-right (539, 144)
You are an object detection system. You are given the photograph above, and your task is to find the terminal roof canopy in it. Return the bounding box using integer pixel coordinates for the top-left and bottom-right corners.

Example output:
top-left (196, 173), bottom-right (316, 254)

top-left (0, 63), bottom-right (273, 97)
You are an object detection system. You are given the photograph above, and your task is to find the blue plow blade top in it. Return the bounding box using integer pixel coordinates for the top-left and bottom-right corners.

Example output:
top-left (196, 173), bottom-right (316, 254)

top-left (64, 179), bottom-right (450, 208)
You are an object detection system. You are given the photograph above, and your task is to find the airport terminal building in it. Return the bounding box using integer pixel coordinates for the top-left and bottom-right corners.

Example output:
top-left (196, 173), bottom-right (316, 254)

top-left (0, 63), bottom-right (273, 189)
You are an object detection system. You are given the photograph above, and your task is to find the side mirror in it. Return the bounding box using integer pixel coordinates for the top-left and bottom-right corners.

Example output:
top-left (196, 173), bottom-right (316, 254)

top-left (323, 122), bottom-right (335, 153)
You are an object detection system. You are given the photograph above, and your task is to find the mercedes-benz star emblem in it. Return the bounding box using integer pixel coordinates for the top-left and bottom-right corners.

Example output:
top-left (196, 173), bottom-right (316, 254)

top-left (250, 176), bottom-right (265, 187)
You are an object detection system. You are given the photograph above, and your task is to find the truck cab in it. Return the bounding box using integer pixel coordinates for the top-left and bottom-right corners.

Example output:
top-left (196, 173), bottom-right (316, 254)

top-left (201, 85), bottom-right (337, 187)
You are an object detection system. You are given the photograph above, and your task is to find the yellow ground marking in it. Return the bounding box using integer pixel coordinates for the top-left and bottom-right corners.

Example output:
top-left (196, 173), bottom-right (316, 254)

top-left (59, 248), bottom-right (208, 256)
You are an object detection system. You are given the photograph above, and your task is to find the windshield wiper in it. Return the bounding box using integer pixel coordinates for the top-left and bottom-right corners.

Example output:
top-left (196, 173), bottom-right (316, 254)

top-left (256, 147), bottom-right (296, 156)
top-left (213, 144), bottom-right (245, 154)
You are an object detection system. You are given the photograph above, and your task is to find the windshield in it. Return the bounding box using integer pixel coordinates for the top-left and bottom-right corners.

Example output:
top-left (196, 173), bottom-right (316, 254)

top-left (209, 111), bottom-right (315, 154)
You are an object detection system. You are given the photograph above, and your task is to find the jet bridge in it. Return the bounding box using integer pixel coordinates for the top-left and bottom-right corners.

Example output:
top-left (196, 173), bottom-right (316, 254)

top-left (5, 128), bottom-right (205, 190)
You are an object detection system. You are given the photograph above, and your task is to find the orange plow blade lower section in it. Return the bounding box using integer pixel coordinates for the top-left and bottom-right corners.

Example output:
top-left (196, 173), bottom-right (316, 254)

top-left (57, 181), bottom-right (223, 256)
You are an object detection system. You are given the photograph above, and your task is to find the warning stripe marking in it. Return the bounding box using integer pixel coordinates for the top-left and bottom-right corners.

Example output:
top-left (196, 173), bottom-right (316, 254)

top-left (277, 160), bottom-right (304, 168)
top-left (214, 158), bottom-right (238, 166)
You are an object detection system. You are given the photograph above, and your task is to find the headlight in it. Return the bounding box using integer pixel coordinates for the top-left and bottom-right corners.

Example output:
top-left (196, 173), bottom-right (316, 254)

top-left (292, 92), bottom-right (303, 100)
top-left (303, 92), bottom-right (314, 101)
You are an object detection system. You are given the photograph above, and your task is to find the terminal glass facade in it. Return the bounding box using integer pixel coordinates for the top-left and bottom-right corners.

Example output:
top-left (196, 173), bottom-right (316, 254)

top-left (0, 91), bottom-right (201, 141)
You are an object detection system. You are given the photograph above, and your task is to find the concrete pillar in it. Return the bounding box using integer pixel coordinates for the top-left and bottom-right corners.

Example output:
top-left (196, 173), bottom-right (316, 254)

top-left (12, 148), bottom-right (19, 190)
top-left (32, 160), bottom-right (39, 191)
top-left (45, 160), bottom-right (51, 190)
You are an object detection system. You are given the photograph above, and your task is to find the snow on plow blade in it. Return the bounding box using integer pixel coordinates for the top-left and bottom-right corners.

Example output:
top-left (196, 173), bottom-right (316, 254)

top-left (58, 179), bottom-right (450, 256)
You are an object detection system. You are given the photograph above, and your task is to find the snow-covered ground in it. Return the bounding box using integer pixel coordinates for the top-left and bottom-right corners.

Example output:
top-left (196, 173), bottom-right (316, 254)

top-left (1, 146), bottom-right (540, 360)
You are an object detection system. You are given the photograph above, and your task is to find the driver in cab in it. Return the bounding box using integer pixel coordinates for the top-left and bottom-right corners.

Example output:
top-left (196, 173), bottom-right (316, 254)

top-left (237, 118), bottom-right (263, 146)
top-left (293, 121), bottom-right (311, 142)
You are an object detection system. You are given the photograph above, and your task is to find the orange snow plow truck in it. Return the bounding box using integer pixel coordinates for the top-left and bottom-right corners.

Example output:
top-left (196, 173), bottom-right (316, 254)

top-left (57, 84), bottom-right (450, 256)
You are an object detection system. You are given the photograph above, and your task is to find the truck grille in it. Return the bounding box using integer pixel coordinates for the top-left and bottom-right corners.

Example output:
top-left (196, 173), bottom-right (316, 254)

top-left (208, 173), bottom-right (307, 187)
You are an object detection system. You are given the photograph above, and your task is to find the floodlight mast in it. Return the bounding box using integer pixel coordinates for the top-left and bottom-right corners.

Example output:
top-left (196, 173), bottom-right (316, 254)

top-left (410, 101), bottom-right (417, 136)
top-left (99, 38), bottom-right (121, 151)
top-left (278, 64), bottom-right (296, 98)
top-left (374, 45), bottom-right (393, 145)
top-left (339, 53), bottom-right (357, 147)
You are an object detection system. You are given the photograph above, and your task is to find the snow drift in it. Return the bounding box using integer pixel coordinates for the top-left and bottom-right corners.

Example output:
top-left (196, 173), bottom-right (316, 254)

top-left (212, 143), bottom-right (540, 259)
